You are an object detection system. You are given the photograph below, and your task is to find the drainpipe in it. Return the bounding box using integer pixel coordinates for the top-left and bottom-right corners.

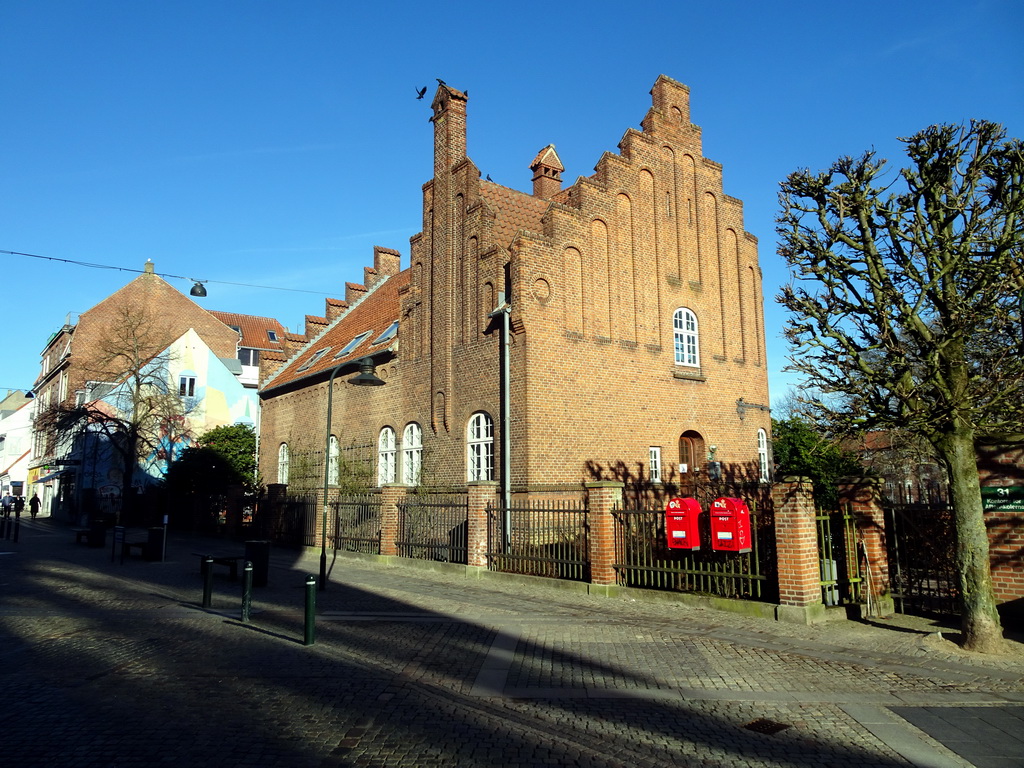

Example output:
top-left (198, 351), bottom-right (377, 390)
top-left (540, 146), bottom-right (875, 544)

top-left (489, 293), bottom-right (512, 549)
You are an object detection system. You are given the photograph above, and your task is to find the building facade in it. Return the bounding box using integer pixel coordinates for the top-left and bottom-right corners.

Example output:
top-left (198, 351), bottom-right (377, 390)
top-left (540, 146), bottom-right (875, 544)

top-left (0, 390), bottom-right (35, 506)
top-left (258, 76), bottom-right (772, 500)
top-left (30, 261), bottom-right (296, 519)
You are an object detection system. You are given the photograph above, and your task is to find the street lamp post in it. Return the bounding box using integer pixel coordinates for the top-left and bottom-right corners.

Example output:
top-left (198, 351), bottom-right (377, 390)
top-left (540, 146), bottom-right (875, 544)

top-left (320, 357), bottom-right (384, 591)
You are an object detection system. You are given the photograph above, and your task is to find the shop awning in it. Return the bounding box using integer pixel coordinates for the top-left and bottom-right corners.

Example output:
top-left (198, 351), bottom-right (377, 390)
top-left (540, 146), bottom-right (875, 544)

top-left (34, 469), bottom-right (69, 483)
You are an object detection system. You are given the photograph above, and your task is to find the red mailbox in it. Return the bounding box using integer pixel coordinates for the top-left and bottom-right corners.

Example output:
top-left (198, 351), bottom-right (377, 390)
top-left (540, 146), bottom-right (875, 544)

top-left (665, 497), bottom-right (701, 550)
top-left (710, 497), bottom-right (752, 553)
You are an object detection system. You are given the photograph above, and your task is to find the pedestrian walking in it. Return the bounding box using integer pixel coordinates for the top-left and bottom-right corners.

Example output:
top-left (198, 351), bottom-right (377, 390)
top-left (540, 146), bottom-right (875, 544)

top-left (29, 494), bottom-right (41, 519)
top-left (14, 496), bottom-right (25, 516)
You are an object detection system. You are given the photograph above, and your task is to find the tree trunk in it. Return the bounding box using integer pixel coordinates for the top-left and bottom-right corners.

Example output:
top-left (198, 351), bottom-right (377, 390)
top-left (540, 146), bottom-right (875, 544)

top-left (936, 427), bottom-right (1004, 653)
top-left (118, 435), bottom-right (138, 524)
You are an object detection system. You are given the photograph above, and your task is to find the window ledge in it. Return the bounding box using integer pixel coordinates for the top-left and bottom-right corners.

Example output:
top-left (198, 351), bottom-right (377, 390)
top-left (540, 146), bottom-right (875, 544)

top-left (673, 369), bottom-right (706, 382)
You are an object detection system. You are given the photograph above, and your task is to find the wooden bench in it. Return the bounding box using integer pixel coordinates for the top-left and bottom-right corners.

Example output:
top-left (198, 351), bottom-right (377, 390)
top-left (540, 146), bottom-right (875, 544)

top-left (193, 552), bottom-right (244, 581)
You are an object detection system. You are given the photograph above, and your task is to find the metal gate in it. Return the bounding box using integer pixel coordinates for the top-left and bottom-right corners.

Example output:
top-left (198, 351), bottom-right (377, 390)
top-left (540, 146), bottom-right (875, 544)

top-left (332, 494), bottom-right (381, 554)
top-left (487, 500), bottom-right (589, 581)
top-left (396, 496), bottom-right (468, 563)
top-left (884, 501), bottom-right (959, 616)
top-left (279, 494), bottom-right (317, 548)
top-left (815, 507), bottom-right (862, 606)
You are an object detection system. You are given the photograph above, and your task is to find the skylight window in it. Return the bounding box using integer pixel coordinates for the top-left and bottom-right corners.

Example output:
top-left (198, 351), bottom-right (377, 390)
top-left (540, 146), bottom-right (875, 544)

top-left (372, 321), bottom-right (398, 345)
top-left (297, 348), bottom-right (331, 372)
top-left (334, 331), bottom-right (372, 359)
top-left (267, 330), bottom-right (278, 342)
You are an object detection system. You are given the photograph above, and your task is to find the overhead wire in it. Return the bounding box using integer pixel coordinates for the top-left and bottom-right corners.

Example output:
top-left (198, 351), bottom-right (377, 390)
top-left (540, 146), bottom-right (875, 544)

top-left (1, 249), bottom-right (337, 296)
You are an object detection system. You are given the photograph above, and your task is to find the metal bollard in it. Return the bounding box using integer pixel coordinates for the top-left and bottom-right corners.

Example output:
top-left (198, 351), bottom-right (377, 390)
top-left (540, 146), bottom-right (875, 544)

top-left (241, 561), bottom-right (253, 623)
top-left (202, 556), bottom-right (214, 609)
top-left (12, 513), bottom-right (19, 544)
top-left (303, 574), bottom-right (316, 646)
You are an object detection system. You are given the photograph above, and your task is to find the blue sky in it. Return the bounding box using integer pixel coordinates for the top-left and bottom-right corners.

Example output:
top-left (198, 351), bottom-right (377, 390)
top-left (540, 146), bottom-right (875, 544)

top-left (2, 1), bottom-right (1021, 404)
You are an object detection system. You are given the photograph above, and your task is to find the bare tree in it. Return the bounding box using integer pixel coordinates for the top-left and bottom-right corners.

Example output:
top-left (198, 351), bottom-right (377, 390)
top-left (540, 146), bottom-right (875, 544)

top-left (40, 303), bottom-right (195, 519)
top-left (777, 120), bottom-right (1023, 653)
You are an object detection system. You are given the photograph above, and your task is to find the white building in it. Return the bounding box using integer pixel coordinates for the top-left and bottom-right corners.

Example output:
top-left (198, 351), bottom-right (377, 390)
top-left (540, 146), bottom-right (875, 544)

top-left (0, 390), bottom-right (38, 511)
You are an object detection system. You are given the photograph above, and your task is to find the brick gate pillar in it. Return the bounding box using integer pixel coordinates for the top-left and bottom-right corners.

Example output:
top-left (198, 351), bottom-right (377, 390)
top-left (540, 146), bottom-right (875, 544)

top-left (467, 482), bottom-right (499, 568)
top-left (586, 481), bottom-right (624, 587)
top-left (379, 484), bottom-right (409, 557)
top-left (772, 477), bottom-right (826, 623)
top-left (839, 476), bottom-right (892, 614)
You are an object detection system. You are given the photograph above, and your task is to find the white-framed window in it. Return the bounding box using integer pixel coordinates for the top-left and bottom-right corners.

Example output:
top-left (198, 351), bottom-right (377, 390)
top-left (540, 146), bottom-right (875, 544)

top-left (673, 308), bottom-right (699, 367)
top-left (328, 435), bottom-right (339, 486)
top-left (467, 412), bottom-right (494, 482)
top-left (649, 446), bottom-right (662, 483)
top-left (238, 348), bottom-right (260, 366)
top-left (277, 443), bottom-right (290, 484)
top-left (179, 375), bottom-right (197, 397)
top-left (377, 426), bottom-right (397, 485)
top-left (757, 428), bottom-right (769, 482)
top-left (402, 422), bottom-right (422, 486)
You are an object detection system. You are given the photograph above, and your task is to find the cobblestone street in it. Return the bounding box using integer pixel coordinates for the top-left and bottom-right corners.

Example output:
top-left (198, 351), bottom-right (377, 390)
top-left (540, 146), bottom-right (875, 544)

top-left (2, 517), bottom-right (1022, 767)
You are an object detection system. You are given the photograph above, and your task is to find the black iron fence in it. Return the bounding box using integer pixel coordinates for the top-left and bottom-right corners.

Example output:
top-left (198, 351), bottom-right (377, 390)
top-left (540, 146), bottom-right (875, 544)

top-left (280, 494), bottom-right (317, 548)
top-left (396, 495), bottom-right (468, 563)
top-left (612, 502), bottom-right (768, 600)
top-left (332, 493), bottom-right (382, 555)
top-left (884, 501), bottom-right (959, 616)
top-left (487, 500), bottom-right (589, 581)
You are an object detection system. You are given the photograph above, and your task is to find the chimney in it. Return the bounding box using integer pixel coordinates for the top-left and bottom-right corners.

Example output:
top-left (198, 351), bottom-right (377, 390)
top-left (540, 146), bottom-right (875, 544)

top-left (530, 144), bottom-right (564, 199)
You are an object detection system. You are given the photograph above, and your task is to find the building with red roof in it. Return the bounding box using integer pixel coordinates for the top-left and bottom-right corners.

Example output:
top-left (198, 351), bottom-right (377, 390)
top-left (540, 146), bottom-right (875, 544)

top-left (258, 76), bottom-right (772, 502)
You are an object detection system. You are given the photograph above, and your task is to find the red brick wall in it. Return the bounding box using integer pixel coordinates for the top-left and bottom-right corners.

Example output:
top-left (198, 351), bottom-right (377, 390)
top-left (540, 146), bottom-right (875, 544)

top-left (259, 76), bottom-right (771, 499)
top-left (977, 445), bottom-right (1024, 606)
top-left (773, 478), bottom-right (821, 606)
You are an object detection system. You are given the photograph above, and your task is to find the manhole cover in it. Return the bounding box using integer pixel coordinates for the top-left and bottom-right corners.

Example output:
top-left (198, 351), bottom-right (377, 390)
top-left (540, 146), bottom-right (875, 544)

top-left (743, 718), bottom-right (792, 735)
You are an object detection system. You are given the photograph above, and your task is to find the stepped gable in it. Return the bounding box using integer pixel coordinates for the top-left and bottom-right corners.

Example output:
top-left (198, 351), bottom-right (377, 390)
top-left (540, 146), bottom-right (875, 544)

top-left (325, 297), bottom-right (348, 322)
top-left (479, 181), bottom-right (549, 248)
top-left (305, 314), bottom-right (328, 337)
top-left (264, 268), bottom-right (411, 391)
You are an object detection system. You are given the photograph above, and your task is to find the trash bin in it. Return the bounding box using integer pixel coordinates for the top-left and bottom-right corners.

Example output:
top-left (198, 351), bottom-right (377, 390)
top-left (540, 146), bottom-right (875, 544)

top-left (146, 527), bottom-right (166, 561)
top-left (244, 540), bottom-right (270, 587)
top-left (87, 518), bottom-right (108, 548)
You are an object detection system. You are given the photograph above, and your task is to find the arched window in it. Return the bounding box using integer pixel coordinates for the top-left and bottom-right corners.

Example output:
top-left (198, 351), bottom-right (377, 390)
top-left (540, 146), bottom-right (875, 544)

top-left (757, 428), bottom-right (769, 482)
top-left (402, 422), bottom-right (423, 486)
top-left (466, 412), bottom-right (494, 482)
top-left (673, 308), bottom-right (700, 367)
top-left (277, 443), bottom-right (290, 484)
top-left (328, 435), bottom-right (339, 486)
top-left (378, 427), bottom-right (397, 485)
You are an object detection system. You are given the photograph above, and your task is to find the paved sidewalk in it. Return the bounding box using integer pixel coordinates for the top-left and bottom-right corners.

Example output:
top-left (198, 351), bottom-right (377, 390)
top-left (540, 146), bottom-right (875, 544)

top-left (1, 517), bottom-right (1022, 767)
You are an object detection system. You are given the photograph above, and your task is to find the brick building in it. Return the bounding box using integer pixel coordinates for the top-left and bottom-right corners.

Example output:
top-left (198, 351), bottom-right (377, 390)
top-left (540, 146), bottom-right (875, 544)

top-left (258, 76), bottom-right (772, 501)
top-left (30, 261), bottom-right (299, 518)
